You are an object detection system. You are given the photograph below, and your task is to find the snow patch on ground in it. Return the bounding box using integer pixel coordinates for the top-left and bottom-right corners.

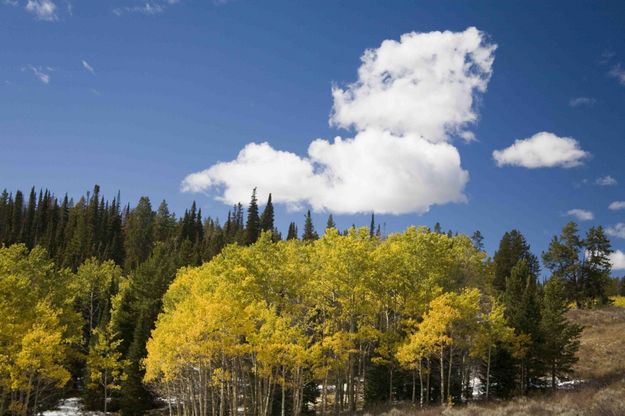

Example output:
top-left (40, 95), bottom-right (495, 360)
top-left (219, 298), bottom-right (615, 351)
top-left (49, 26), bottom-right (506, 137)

top-left (42, 398), bottom-right (104, 416)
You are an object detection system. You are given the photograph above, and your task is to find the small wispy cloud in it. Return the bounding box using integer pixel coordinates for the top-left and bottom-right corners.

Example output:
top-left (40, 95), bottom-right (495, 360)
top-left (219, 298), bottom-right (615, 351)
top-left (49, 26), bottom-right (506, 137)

top-left (596, 175), bottom-right (618, 186)
top-left (23, 64), bottom-right (51, 84)
top-left (89, 88), bottom-right (101, 96)
top-left (566, 209), bottom-right (594, 221)
top-left (600, 49), bottom-right (615, 64)
top-left (607, 223), bottom-right (625, 239)
top-left (113, 2), bottom-right (165, 16)
top-left (609, 64), bottom-right (625, 86)
top-left (609, 201), bottom-right (625, 211)
top-left (25, 0), bottom-right (58, 21)
top-left (82, 60), bottom-right (95, 75)
top-left (569, 97), bottom-right (596, 108)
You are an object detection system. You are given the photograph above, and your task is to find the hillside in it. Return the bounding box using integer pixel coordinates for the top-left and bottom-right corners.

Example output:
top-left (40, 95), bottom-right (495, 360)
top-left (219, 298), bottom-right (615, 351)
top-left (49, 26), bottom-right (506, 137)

top-left (366, 304), bottom-right (625, 416)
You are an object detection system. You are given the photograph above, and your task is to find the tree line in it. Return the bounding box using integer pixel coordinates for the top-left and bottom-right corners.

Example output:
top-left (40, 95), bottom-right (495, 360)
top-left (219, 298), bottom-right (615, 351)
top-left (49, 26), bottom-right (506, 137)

top-left (0, 185), bottom-right (620, 415)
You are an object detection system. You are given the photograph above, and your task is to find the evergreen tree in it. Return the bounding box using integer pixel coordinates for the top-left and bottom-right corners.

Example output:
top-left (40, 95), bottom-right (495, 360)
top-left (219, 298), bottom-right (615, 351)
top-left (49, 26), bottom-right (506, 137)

top-left (287, 222), bottom-right (298, 240)
top-left (302, 210), bottom-right (318, 241)
top-left (246, 188), bottom-right (260, 245)
top-left (370, 213), bottom-right (375, 238)
top-left (540, 276), bottom-right (582, 390)
top-left (471, 230), bottom-right (485, 251)
top-left (433, 222), bottom-right (442, 234)
top-left (10, 190), bottom-right (24, 244)
top-left (260, 193), bottom-right (274, 233)
top-left (493, 230), bottom-right (539, 292)
top-left (23, 187), bottom-right (37, 247)
top-left (326, 214), bottom-right (336, 231)
top-left (154, 200), bottom-right (176, 242)
top-left (503, 259), bottom-right (542, 393)
top-left (123, 197), bottom-right (154, 270)
top-left (542, 222), bottom-right (584, 307)
top-left (583, 226), bottom-right (612, 306)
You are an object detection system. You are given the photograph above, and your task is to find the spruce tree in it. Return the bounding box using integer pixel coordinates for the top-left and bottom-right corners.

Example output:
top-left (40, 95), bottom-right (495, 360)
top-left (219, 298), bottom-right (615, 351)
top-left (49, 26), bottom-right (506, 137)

top-left (326, 214), bottom-right (336, 230)
top-left (287, 222), bottom-right (298, 240)
top-left (260, 193), bottom-right (274, 233)
top-left (493, 230), bottom-right (539, 292)
top-left (10, 190), bottom-right (24, 244)
top-left (154, 200), bottom-right (175, 242)
top-left (23, 187), bottom-right (36, 247)
top-left (433, 222), bottom-right (442, 234)
top-left (123, 197), bottom-right (154, 270)
top-left (540, 276), bottom-right (582, 390)
top-left (302, 210), bottom-right (318, 241)
top-left (370, 213), bottom-right (375, 238)
top-left (503, 259), bottom-right (542, 393)
top-left (246, 188), bottom-right (260, 245)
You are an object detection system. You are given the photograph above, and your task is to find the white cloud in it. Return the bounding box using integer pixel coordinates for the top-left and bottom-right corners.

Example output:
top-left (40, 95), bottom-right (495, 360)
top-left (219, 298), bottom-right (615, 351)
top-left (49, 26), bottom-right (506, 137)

top-left (82, 60), bottom-right (95, 75)
top-left (609, 64), bottom-right (625, 86)
top-left (113, 2), bottom-right (165, 16)
top-left (25, 0), bottom-right (58, 21)
top-left (609, 250), bottom-right (625, 270)
top-left (23, 65), bottom-right (51, 84)
top-left (493, 132), bottom-right (589, 168)
top-left (596, 175), bottom-right (617, 186)
top-left (569, 97), bottom-right (596, 108)
top-left (607, 223), bottom-right (625, 239)
top-left (609, 201), bottom-right (625, 211)
top-left (566, 209), bottom-right (594, 221)
top-left (181, 28), bottom-right (495, 214)
top-left (329, 28), bottom-right (496, 143)
top-left (112, 0), bottom-right (185, 16)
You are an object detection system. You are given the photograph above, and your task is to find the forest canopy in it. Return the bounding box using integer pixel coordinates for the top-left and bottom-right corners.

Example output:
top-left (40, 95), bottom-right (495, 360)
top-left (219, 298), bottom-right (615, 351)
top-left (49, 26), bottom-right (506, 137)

top-left (0, 185), bottom-right (619, 416)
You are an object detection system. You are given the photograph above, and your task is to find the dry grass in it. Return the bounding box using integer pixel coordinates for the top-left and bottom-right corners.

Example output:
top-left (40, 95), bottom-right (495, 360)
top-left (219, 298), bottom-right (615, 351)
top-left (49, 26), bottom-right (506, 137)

top-left (361, 306), bottom-right (625, 416)
top-left (567, 305), bottom-right (625, 382)
top-left (361, 381), bottom-right (625, 416)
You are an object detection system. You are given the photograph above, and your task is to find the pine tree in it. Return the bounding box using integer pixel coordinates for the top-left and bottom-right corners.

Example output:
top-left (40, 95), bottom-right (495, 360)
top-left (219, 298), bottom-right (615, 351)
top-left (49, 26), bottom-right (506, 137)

top-left (154, 200), bottom-right (175, 242)
top-left (493, 230), bottom-right (539, 292)
top-left (326, 214), bottom-right (336, 231)
top-left (503, 259), bottom-right (542, 393)
top-left (542, 222), bottom-right (584, 307)
top-left (370, 213), bottom-right (375, 238)
top-left (287, 222), bottom-right (298, 240)
top-left (471, 230), bottom-right (485, 251)
top-left (260, 193), bottom-right (275, 234)
top-left (540, 277), bottom-right (582, 390)
top-left (23, 187), bottom-right (37, 247)
top-left (246, 188), bottom-right (260, 245)
top-left (583, 226), bottom-right (612, 306)
top-left (123, 197), bottom-right (154, 270)
top-left (302, 210), bottom-right (318, 241)
top-left (10, 190), bottom-right (24, 244)
top-left (433, 222), bottom-right (442, 234)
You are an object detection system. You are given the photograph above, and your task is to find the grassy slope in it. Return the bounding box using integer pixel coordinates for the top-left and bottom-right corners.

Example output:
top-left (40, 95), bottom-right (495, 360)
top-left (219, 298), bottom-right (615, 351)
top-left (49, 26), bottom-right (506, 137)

top-left (365, 303), bottom-right (625, 416)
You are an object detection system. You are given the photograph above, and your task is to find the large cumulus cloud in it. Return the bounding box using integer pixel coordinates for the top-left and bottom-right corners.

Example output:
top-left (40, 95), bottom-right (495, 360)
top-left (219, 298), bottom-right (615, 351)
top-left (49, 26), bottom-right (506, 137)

top-left (182, 27), bottom-right (496, 214)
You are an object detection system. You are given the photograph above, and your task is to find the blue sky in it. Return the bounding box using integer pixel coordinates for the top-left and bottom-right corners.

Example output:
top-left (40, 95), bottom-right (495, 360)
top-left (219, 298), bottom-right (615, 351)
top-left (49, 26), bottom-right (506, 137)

top-left (2, 0), bottom-right (625, 270)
